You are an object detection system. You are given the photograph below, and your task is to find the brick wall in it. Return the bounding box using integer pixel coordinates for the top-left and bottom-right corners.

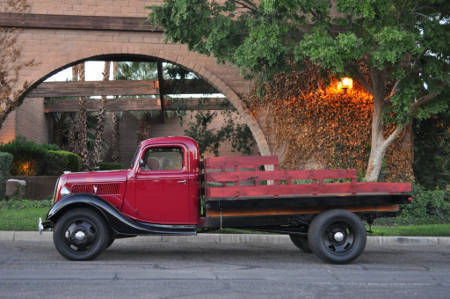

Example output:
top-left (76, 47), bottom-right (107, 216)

top-left (16, 98), bottom-right (49, 144)
top-left (0, 0), bottom-right (271, 155)
top-left (0, 111), bottom-right (16, 144)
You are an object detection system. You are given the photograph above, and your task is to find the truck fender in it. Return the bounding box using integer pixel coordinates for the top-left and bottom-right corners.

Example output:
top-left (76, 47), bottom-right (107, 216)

top-left (46, 193), bottom-right (196, 236)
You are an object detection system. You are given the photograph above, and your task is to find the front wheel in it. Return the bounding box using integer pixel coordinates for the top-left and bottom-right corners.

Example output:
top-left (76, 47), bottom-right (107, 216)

top-left (308, 209), bottom-right (366, 264)
top-left (53, 208), bottom-right (110, 261)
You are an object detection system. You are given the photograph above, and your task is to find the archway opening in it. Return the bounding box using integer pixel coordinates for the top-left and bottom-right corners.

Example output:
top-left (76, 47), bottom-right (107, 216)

top-left (0, 54), bottom-right (259, 168)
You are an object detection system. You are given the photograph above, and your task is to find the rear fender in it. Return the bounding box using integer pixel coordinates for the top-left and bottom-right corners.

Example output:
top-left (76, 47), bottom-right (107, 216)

top-left (46, 193), bottom-right (196, 236)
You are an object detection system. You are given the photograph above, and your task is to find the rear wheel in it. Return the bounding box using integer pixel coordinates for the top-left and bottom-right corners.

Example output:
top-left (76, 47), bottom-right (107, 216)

top-left (53, 208), bottom-right (110, 261)
top-left (308, 209), bottom-right (366, 264)
top-left (289, 235), bottom-right (312, 253)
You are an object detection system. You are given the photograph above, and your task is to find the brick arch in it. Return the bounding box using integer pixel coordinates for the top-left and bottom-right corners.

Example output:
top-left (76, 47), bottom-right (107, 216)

top-left (20, 49), bottom-right (271, 156)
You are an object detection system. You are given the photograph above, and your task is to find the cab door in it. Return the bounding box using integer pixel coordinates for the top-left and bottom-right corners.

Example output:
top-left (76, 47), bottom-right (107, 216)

top-left (134, 145), bottom-right (192, 224)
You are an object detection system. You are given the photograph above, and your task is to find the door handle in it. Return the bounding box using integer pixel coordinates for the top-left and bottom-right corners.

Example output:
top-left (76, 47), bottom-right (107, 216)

top-left (177, 180), bottom-right (187, 184)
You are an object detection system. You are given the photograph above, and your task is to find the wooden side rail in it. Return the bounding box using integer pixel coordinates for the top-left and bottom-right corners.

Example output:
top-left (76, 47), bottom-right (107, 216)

top-left (207, 169), bottom-right (357, 182)
top-left (205, 167), bottom-right (411, 199)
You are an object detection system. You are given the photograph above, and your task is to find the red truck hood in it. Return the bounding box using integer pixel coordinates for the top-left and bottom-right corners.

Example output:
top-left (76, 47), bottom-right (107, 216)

top-left (55, 169), bottom-right (130, 208)
top-left (60, 169), bottom-right (130, 185)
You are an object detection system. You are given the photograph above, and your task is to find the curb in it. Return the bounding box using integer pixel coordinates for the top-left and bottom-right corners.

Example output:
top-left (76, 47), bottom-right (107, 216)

top-left (0, 231), bottom-right (449, 246)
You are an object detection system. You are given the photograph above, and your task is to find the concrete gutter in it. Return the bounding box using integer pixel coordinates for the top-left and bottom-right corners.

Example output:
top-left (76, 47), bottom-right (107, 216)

top-left (0, 231), bottom-right (449, 246)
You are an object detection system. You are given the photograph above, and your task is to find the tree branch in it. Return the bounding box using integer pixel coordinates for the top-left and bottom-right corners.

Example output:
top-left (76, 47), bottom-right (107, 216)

top-left (408, 90), bottom-right (442, 115)
top-left (348, 65), bottom-right (374, 95)
top-left (385, 80), bottom-right (400, 102)
top-left (382, 124), bottom-right (404, 149)
top-left (230, 0), bottom-right (258, 14)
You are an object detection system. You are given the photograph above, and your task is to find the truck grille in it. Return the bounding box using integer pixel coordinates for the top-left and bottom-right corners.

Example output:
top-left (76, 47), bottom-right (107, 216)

top-left (71, 183), bottom-right (120, 195)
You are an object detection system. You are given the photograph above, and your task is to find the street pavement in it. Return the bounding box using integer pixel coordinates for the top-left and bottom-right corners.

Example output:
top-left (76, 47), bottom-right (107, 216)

top-left (0, 236), bottom-right (449, 299)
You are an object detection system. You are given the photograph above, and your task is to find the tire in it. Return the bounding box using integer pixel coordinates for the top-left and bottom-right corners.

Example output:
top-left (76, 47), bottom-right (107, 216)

top-left (53, 208), bottom-right (110, 261)
top-left (289, 235), bottom-right (312, 253)
top-left (308, 209), bottom-right (366, 264)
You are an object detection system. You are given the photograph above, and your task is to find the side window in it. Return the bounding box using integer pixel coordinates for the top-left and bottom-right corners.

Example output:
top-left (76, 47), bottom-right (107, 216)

top-left (142, 147), bottom-right (184, 171)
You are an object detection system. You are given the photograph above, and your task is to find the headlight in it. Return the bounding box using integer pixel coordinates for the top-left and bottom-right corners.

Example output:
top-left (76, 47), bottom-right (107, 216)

top-left (60, 186), bottom-right (71, 196)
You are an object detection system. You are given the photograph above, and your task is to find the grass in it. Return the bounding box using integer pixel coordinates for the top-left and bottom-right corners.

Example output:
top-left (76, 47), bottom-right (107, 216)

top-left (0, 199), bottom-right (51, 231)
top-left (0, 207), bottom-right (49, 231)
top-left (369, 223), bottom-right (450, 237)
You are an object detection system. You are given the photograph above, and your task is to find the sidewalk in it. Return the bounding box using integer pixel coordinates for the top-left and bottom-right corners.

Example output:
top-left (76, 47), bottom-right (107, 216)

top-left (1, 231), bottom-right (449, 246)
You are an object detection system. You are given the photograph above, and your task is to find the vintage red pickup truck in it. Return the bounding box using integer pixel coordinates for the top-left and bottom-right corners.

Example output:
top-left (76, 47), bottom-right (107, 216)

top-left (39, 136), bottom-right (412, 263)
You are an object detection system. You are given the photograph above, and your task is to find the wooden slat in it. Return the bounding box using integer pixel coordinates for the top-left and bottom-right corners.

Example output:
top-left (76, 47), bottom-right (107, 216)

top-left (0, 13), bottom-right (161, 32)
top-left (207, 181), bottom-right (411, 199)
top-left (205, 156), bottom-right (279, 170)
top-left (43, 97), bottom-right (232, 112)
top-left (28, 80), bottom-right (158, 97)
top-left (28, 79), bottom-right (216, 98)
top-left (207, 169), bottom-right (356, 182)
top-left (353, 182), bottom-right (412, 193)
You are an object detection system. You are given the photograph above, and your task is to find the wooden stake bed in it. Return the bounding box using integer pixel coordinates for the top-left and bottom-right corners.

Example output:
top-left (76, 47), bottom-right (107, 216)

top-left (204, 156), bottom-right (411, 220)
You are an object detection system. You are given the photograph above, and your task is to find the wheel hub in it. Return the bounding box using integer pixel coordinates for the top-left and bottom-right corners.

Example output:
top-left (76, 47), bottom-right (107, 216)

top-left (333, 231), bottom-right (345, 242)
top-left (74, 231), bottom-right (86, 241)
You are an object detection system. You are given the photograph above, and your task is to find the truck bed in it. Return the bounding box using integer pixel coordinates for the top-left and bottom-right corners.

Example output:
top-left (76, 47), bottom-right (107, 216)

top-left (203, 156), bottom-right (411, 226)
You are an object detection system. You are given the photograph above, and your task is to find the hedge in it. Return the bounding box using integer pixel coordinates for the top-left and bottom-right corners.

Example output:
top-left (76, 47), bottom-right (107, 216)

top-left (0, 138), bottom-right (47, 175)
top-left (0, 152), bottom-right (13, 198)
top-left (47, 150), bottom-right (82, 174)
top-left (0, 138), bottom-right (81, 176)
top-left (99, 162), bottom-right (124, 170)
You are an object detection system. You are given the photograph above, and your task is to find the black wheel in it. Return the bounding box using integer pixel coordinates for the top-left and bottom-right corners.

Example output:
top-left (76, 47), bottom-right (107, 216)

top-left (308, 209), bottom-right (366, 264)
top-left (289, 235), bottom-right (312, 253)
top-left (53, 208), bottom-right (110, 261)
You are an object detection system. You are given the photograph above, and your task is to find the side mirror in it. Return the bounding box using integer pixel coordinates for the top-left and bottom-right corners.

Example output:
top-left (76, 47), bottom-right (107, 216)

top-left (139, 159), bottom-right (145, 168)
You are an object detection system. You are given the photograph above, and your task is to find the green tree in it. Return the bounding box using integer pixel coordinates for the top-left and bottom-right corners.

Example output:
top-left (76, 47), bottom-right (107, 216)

top-left (150, 0), bottom-right (449, 181)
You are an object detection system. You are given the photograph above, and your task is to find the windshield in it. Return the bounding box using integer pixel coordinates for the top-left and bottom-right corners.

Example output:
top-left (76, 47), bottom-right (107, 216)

top-left (130, 146), bottom-right (139, 169)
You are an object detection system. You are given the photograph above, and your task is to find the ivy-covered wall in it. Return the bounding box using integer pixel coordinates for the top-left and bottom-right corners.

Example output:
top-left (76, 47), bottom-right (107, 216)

top-left (248, 67), bottom-right (414, 182)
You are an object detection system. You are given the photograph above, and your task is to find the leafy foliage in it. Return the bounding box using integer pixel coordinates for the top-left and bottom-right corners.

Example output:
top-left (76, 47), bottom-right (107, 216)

top-left (184, 110), bottom-right (256, 156)
top-left (46, 150), bottom-right (82, 174)
top-left (150, 0), bottom-right (449, 181)
top-left (247, 65), bottom-right (413, 181)
top-left (0, 151), bottom-right (13, 198)
top-left (116, 62), bottom-right (157, 80)
top-left (99, 162), bottom-right (124, 170)
top-left (0, 137), bottom-right (81, 176)
top-left (0, 0), bottom-right (34, 127)
top-left (396, 184), bottom-right (449, 224)
top-left (413, 112), bottom-right (449, 189)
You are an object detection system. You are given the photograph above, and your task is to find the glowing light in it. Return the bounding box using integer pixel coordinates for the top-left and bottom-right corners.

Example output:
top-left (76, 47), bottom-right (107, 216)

top-left (337, 77), bottom-right (353, 91)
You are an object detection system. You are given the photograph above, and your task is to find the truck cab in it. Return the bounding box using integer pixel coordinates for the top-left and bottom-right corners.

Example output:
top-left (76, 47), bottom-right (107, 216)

top-left (51, 136), bottom-right (201, 225)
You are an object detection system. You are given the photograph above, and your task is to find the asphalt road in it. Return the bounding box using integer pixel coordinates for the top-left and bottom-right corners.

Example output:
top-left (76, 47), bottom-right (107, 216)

top-left (0, 237), bottom-right (449, 299)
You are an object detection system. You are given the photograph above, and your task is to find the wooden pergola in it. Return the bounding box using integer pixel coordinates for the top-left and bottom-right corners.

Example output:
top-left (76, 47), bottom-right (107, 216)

top-left (27, 66), bottom-right (234, 119)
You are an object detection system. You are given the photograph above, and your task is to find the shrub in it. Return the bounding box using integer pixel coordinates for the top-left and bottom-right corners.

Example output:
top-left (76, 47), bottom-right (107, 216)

top-left (99, 162), bottom-right (124, 170)
top-left (0, 137), bottom-right (81, 176)
top-left (47, 150), bottom-right (81, 174)
top-left (396, 184), bottom-right (449, 224)
top-left (0, 137), bottom-right (47, 175)
top-left (0, 152), bottom-right (13, 198)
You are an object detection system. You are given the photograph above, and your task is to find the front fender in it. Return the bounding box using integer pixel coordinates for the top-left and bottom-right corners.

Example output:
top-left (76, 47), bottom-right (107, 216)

top-left (46, 194), bottom-right (196, 236)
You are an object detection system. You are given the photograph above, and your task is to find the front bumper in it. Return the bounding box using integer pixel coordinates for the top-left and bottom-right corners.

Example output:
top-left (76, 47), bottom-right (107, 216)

top-left (38, 217), bottom-right (53, 234)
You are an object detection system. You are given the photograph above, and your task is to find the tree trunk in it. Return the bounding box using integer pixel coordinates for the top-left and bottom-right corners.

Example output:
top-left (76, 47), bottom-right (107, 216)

top-left (365, 91), bottom-right (403, 182)
top-left (111, 112), bottom-right (121, 163)
top-left (111, 62), bottom-right (121, 163)
top-left (66, 113), bottom-right (77, 152)
top-left (93, 61), bottom-right (111, 168)
top-left (77, 63), bottom-right (89, 170)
